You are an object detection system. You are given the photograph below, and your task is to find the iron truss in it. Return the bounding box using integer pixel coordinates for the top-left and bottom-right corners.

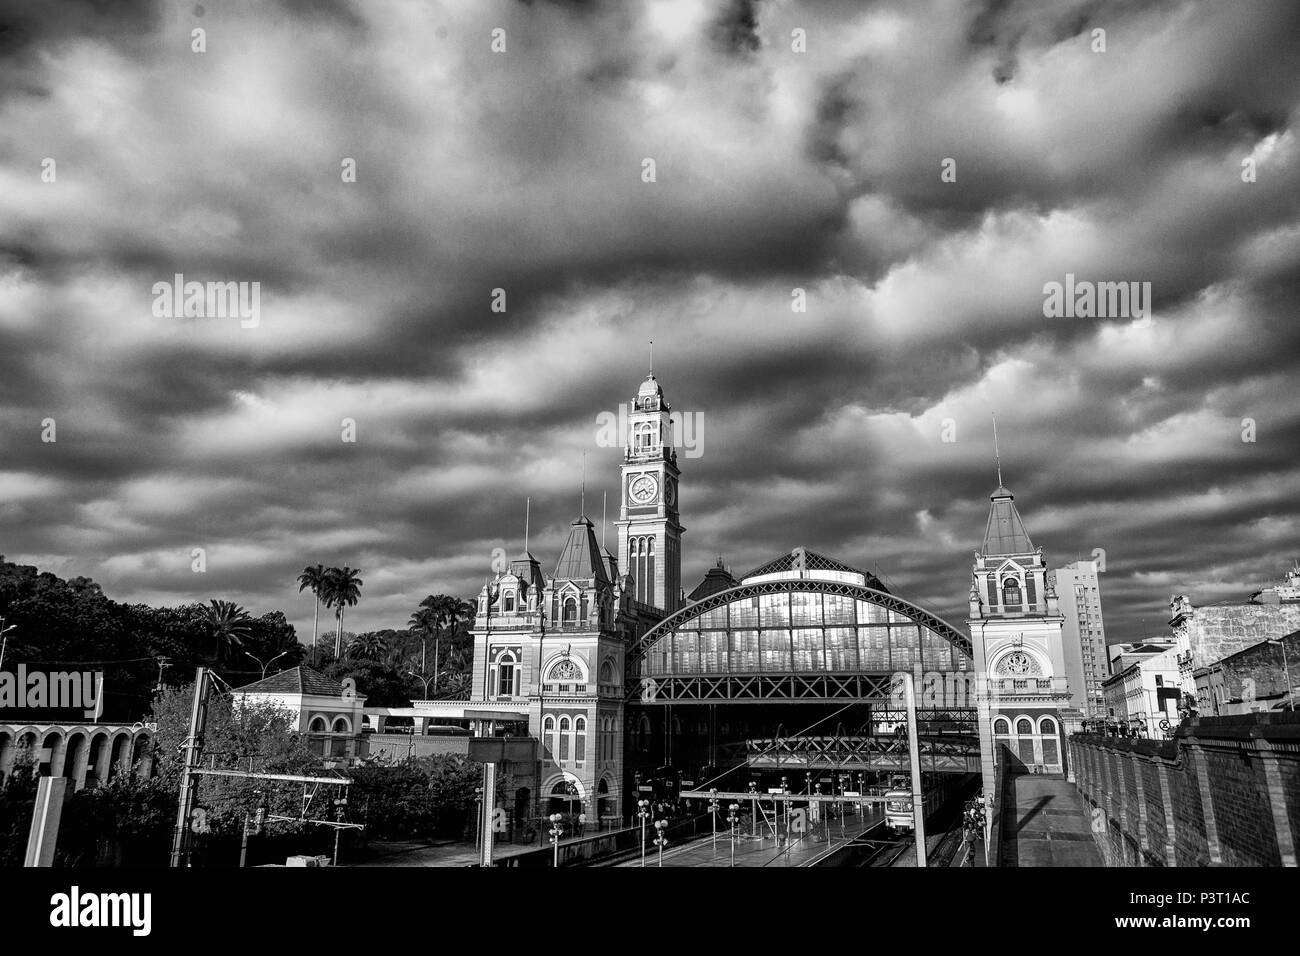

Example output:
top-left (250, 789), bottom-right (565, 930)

top-left (629, 672), bottom-right (895, 703)
top-left (746, 734), bottom-right (981, 774)
top-left (623, 578), bottom-right (973, 675)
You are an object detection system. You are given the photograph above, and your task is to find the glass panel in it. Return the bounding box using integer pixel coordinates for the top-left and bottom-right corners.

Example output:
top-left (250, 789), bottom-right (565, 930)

top-left (889, 609), bottom-right (913, 624)
top-left (650, 634), bottom-right (671, 674)
top-left (701, 631), bottom-right (727, 673)
top-left (891, 625), bottom-right (919, 669)
top-left (761, 630), bottom-right (791, 671)
top-left (858, 626), bottom-right (889, 669)
top-left (825, 627), bottom-right (857, 670)
top-left (730, 598), bottom-right (759, 628)
top-left (824, 594), bottom-right (855, 625)
top-left (857, 601), bottom-right (889, 625)
top-left (792, 628), bottom-right (824, 670)
top-left (790, 591), bottom-right (821, 626)
top-left (760, 593), bottom-right (789, 627)
top-left (921, 628), bottom-right (952, 671)
top-left (674, 631), bottom-right (699, 672)
top-left (560, 733), bottom-right (570, 760)
top-left (731, 630), bottom-right (759, 671)
top-left (698, 605), bottom-right (728, 629)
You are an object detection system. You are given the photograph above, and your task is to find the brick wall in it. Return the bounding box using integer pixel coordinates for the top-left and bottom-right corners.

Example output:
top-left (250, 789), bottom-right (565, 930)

top-left (1068, 712), bottom-right (1300, 867)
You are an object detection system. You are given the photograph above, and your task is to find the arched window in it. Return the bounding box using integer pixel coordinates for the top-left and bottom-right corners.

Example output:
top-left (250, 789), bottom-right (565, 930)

top-left (1001, 578), bottom-right (1022, 609)
top-left (563, 597), bottom-right (577, 624)
top-left (993, 717), bottom-right (1010, 736)
top-left (559, 716), bottom-right (571, 761)
top-left (635, 422), bottom-right (656, 450)
top-left (331, 716), bottom-right (350, 734)
top-left (575, 717), bottom-right (586, 763)
top-left (1015, 717), bottom-right (1034, 736)
top-left (503, 591), bottom-right (515, 613)
top-left (1039, 717), bottom-right (1057, 736)
top-left (309, 716), bottom-right (327, 733)
top-left (497, 652), bottom-right (519, 697)
top-left (599, 659), bottom-right (615, 685)
top-left (543, 716), bottom-right (555, 760)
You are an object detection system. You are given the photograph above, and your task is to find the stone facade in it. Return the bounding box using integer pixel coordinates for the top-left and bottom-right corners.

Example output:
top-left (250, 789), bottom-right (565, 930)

top-left (1069, 713), bottom-right (1300, 866)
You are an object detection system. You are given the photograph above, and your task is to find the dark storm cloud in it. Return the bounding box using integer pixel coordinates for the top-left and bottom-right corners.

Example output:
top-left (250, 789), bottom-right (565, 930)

top-left (1, 0), bottom-right (1298, 644)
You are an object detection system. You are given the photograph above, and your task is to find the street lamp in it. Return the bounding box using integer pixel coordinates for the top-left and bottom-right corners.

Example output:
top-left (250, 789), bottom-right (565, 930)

top-left (0, 620), bottom-right (17, 671)
top-left (244, 650), bottom-right (288, 680)
top-left (407, 670), bottom-right (434, 699)
top-left (653, 819), bottom-right (668, 867)
top-left (637, 799), bottom-right (650, 867)
top-left (727, 803), bottom-right (739, 867)
top-left (549, 813), bottom-right (564, 867)
top-left (708, 788), bottom-right (719, 855)
top-left (747, 780), bottom-right (758, 837)
top-left (1266, 639), bottom-right (1294, 711)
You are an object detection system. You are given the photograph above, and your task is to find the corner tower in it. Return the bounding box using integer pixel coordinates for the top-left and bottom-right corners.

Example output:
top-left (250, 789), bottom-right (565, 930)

top-left (968, 484), bottom-right (1071, 782)
top-left (615, 373), bottom-right (683, 613)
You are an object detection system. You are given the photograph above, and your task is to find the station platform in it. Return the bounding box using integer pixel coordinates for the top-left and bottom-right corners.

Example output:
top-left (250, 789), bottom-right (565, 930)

top-left (999, 774), bottom-right (1103, 867)
top-left (616, 808), bottom-right (886, 867)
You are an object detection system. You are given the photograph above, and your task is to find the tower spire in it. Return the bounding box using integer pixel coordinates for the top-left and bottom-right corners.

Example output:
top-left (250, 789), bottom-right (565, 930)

top-left (649, 339), bottom-right (654, 376)
top-left (602, 491), bottom-right (607, 549)
top-left (992, 412), bottom-right (1003, 488)
top-left (524, 496), bottom-right (530, 554)
top-left (580, 451), bottom-right (587, 517)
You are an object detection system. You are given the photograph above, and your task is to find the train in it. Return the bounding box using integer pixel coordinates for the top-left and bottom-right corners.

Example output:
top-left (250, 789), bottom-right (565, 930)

top-left (883, 773), bottom-right (967, 833)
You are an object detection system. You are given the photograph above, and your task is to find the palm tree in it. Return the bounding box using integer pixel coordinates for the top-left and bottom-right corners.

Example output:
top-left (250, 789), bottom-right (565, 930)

top-left (347, 631), bottom-right (387, 661)
top-left (416, 595), bottom-right (467, 694)
top-left (323, 566), bottom-right (364, 658)
top-left (407, 606), bottom-right (438, 673)
top-left (198, 599), bottom-right (254, 665)
top-left (297, 564), bottom-right (327, 658)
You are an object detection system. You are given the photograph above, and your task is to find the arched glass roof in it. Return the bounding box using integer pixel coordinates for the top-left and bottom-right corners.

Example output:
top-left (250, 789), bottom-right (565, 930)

top-left (627, 578), bottom-right (972, 680)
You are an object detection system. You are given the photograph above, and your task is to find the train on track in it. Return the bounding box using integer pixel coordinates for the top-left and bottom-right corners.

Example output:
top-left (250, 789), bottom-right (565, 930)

top-left (883, 773), bottom-right (966, 833)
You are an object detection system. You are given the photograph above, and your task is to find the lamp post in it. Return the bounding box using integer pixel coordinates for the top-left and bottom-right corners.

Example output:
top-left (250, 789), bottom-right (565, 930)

top-left (748, 781), bottom-right (758, 837)
top-left (1266, 639), bottom-right (1294, 711)
top-left (549, 813), bottom-right (564, 868)
top-left (653, 819), bottom-right (668, 866)
top-left (244, 650), bottom-right (288, 680)
top-left (0, 620), bottom-right (16, 671)
top-left (780, 775), bottom-right (789, 841)
top-left (708, 788), bottom-right (719, 855)
top-left (637, 799), bottom-right (650, 867)
top-left (727, 803), bottom-right (739, 867)
top-left (407, 670), bottom-right (435, 699)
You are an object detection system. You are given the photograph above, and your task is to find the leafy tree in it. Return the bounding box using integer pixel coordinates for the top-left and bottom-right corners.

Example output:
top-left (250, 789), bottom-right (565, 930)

top-left (152, 684), bottom-right (322, 836)
top-left (323, 658), bottom-right (412, 708)
top-left (0, 754), bottom-right (38, 867)
top-left (347, 631), bottom-right (388, 662)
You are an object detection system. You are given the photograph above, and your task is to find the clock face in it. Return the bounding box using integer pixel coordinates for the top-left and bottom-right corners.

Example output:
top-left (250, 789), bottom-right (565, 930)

top-left (630, 474), bottom-right (659, 504)
top-left (664, 479), bottom-right (676, 506)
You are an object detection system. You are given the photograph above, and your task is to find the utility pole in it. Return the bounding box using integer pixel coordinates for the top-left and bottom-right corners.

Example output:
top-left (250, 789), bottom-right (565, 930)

top-left (170, 667), bottom-right (210, 868)
top-left (901, 670), bottom-right (927, 867)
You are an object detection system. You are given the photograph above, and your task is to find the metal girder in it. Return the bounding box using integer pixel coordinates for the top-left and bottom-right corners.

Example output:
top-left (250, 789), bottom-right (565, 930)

top-left (629, 671), bottom-right (903, 703)
top-left (746, 734), bottom-right (980, 774)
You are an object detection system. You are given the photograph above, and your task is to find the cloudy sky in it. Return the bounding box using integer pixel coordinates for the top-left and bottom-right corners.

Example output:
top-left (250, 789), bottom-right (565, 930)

top-left (2, 0), bottom-right (1299, 646)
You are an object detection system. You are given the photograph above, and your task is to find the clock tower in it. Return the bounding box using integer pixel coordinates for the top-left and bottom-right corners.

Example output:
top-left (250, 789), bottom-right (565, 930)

top-left (967, 482), bottom-right (1073, 784)
top-left (615, 372), bottom-right (683, 613)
